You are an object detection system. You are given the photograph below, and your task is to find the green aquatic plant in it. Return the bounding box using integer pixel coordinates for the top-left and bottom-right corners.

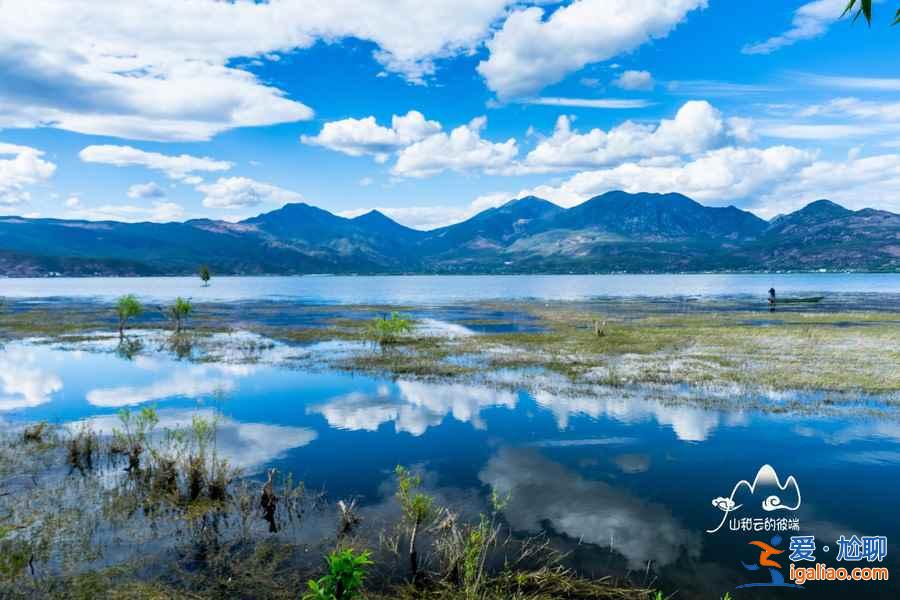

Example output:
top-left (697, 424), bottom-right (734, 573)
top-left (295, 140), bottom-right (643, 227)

top-left (183, 413), bottom-right (231, 503)
top-left (112, 406), bottom-right (159, 472)
top-left (140, 410), bottom-right (234, 506)
top-left (431, 488), bottom-right (510, 596)
top-left (166, 297), bottom-right (192, 334)
top-left (199, 264), bottom-right (211, 287)
top-left (22, 422), bottom-right (49, 444)
top-left (66, 423), bottom-right (98, 474)
top-left (395, 465), bottom-right (436, 580)
top-left (115, 294), bottom-right (143, 338)
top-left (366, 312), bottom-right (413, 345)
top-left (0, 536), bottom-right (31, 582)
top-left (303, 548), bottom-right (373, 600)
top-left (461, 515), bottom-right (496, 592)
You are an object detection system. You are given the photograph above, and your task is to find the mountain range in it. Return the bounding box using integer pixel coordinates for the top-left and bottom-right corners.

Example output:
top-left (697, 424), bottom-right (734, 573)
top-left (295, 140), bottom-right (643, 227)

top-left (1, 191), bottom-right (898, 276)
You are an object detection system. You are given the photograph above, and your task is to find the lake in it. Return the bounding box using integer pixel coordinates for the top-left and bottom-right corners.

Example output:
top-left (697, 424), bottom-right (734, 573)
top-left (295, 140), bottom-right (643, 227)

top-left (3, 272), bottom-right (900, 304)
top-left (2, 275), bottom-right (899, 597)
top-left (2, 325), bottom-right (899, 598)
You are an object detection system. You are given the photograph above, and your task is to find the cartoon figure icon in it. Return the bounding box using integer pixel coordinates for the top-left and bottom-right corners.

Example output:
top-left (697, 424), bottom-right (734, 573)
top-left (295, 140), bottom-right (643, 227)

top-left (736, 535), bottom-right (803, 589)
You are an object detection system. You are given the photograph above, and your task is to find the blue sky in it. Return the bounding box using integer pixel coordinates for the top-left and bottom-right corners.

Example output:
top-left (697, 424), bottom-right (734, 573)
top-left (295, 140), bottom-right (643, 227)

top-left (2, 0), bottom-right (899, 229)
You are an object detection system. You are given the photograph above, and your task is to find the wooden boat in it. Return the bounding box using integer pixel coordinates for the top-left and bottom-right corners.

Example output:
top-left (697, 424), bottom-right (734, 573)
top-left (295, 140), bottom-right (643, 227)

top-left (770, 296), bottom-right (824, 304)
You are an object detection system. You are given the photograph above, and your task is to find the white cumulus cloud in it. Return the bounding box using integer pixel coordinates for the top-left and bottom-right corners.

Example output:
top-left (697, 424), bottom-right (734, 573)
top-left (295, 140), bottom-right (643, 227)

top-left (301, 110), bottom-right (441, 162)
top-left (761, 152), bottom-right (900, 216)
top-left (304, 112), bottom-right (519, 178)
top-left (521, 145), bottom-right (817, 208)
top-left (612, 69), bottom-right (655, 91)
top-left (79, 145), bottom-right (232, 180)
top-left (521, 100), bottom-right (743, 172)
top-left (393, 116), bottom-right (518, 177)
top-left (0, 143), bottom-right (57, 206)
top-left (477, 0), bottom-right (706, 98)
top-left (197, 176), bottom-right (302, 210)
top-left (0, 0), bottom-right (533, 140)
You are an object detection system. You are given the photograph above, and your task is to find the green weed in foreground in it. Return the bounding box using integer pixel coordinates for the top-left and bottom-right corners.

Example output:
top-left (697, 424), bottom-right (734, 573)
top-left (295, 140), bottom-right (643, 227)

top-left (303, 548), bottom-right (373, 600)
top-left (395, 465), bottom-right (436, 580)
top-left (366, 312), bottom-right (414, 345)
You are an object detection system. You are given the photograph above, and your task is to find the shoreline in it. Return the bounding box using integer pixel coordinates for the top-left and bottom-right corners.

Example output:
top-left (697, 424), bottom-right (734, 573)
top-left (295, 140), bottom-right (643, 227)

top-left (4, 268), bottom-right (899, 278)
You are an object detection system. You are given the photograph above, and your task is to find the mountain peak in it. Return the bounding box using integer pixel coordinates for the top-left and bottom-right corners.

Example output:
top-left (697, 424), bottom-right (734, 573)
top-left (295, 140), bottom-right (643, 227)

top-left (494, 196), bottom-right (564, 218)
top-left (501, 195), bottom-right (556, 208)
top-left (768, 200), bottom-right (852, 231)
top-left (585, 190), bottom-right (698, 206)
top-left (557, 190), bottom-right (766, 240)
top-left (800, 199), bottom-right (851, 216)
top-left (242, 201), bottom-right (336, 224)
top-left (351, 209), bottom-right (420, 236)
top-left (352, 209), bottom-right (391, 223)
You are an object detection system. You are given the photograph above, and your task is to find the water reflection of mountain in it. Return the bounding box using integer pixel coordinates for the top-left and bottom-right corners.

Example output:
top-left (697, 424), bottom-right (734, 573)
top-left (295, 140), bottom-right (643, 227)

top-left (479, 447), bottom-right (700, 569)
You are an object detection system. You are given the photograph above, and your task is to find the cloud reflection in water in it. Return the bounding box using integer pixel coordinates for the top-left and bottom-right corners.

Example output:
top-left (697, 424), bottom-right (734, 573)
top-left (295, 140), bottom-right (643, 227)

top-left (309, 380), bottom-right (517, 435)
top-left (479, 447), bottom-right (699, 569)
top-left (86, 364), bottom-right (237, 407)
top-left (73, 408), bottom-right (317, 472)
top-left (0, 347), bottom-right (63, 411)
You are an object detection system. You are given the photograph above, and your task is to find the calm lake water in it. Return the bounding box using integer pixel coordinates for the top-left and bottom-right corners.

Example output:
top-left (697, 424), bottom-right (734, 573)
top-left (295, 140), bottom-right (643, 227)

top-left (3, 273), bottom-right (900, 304)
top-left (2, 332), bottom-right (899, 598)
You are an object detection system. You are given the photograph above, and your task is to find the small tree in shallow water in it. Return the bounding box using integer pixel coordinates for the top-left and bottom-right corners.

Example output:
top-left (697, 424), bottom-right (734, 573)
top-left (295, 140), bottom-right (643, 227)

top-left (166, 297), bottom-right (192, 334)
top-left (115, 294), bottom-right (142, 338)
top-left (199, 265), bottom-right (211, 287)
top-left (395, 465), bottom-right (436, 581)
top-left (366, 312), bottom-right (413, 345)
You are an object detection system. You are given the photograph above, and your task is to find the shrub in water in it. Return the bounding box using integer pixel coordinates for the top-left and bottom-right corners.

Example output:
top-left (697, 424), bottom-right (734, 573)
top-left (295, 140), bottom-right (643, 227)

top-left (303, 548), bottom-right (372, 600)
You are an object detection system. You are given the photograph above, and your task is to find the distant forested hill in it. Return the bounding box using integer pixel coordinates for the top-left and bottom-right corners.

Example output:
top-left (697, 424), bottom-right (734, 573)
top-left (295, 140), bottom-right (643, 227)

top-left (2, 192), bottom-right (898, 275)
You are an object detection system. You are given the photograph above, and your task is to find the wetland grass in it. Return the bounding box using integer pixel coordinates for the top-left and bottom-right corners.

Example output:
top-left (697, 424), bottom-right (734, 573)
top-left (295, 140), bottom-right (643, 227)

top-left (2, 297), bottom-right (898, 400)
top-left (366, 312), bottom-right (415, 346)
top-left (0, 426), bottom-right (660, 600)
